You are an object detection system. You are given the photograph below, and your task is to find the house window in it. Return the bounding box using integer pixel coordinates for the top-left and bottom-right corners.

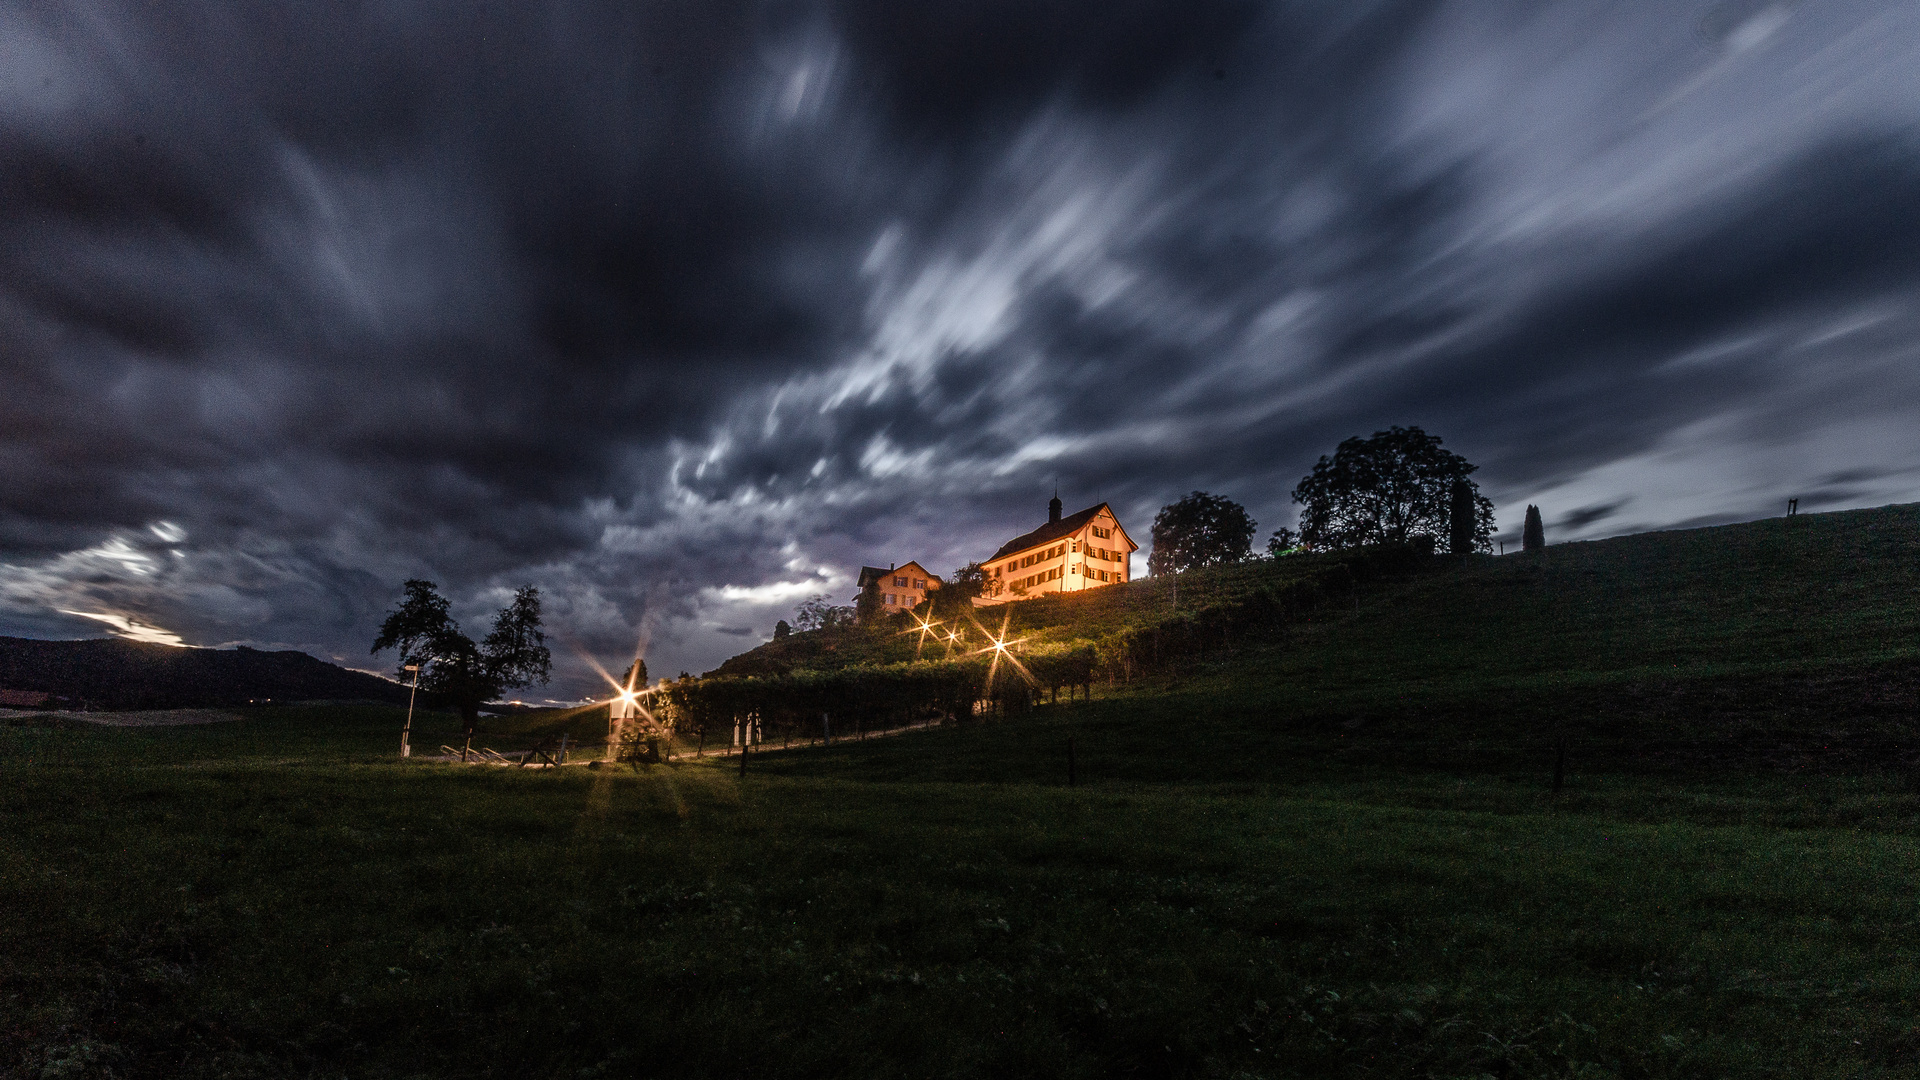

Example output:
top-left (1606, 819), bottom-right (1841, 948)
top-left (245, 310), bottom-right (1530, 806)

top-left (894, 576), bottom-right (906, 587)
top-left (1093, 525), bottom-right (1110, 539)
top-left (914, 578), bottom-right (926, 589)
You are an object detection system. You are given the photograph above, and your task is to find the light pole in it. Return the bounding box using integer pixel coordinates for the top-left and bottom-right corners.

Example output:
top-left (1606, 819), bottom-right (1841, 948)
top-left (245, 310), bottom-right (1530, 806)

top-left (401, 664), bottom-right (421, 758)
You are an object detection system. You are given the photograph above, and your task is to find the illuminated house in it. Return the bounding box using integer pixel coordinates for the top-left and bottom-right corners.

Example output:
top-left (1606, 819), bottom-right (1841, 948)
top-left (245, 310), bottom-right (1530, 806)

top-left (975, 496), bottom-right (1137, 606)
top-left (856, 561), bottom-right (941, 621)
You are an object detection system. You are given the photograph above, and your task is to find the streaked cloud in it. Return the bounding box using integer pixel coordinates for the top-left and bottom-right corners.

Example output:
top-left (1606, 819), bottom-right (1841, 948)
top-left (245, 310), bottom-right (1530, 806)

top-left (2, 0), bottom-right (1918, 688)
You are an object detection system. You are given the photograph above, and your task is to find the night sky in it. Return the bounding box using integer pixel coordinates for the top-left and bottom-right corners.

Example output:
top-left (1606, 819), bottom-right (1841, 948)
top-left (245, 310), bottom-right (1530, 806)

top-left (4, 1), bottom-right (1918, 693)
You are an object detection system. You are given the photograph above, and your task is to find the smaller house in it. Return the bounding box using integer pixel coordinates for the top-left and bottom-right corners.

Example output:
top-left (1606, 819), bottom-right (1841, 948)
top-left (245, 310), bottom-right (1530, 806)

top-left (855, 561), bottom-right (941, 621)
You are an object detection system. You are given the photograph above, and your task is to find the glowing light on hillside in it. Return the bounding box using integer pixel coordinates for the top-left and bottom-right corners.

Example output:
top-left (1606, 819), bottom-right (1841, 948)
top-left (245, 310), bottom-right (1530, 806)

top-left (964, 610), bottom-right (1034, 688)
top-left (902, 611), bottom-right (944, 657)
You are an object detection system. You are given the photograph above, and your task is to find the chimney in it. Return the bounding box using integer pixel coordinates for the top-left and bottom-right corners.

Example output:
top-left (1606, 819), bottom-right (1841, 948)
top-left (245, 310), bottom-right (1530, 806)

top-left (1048, 490), bottom-right (1062, 524)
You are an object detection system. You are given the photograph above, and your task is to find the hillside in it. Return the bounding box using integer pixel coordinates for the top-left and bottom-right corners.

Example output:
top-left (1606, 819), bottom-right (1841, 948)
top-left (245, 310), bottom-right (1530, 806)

top-left (709, 543), bottom-right (1418, 677)
top-left (732, 504), bottom-right (1920, 679)
top-left (0, 637), bottom-right (415, 710)
top-left (705, 504), bottom-right (1920, 771)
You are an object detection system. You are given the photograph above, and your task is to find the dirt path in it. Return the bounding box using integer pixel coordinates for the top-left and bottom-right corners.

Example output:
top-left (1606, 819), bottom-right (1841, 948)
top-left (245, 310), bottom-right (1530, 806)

top-left (418, 718), bottom-right (946, 766)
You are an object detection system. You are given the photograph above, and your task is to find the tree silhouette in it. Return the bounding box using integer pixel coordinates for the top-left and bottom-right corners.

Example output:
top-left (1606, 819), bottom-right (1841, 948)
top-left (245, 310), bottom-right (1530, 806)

top-left (1149, 492), bottom-right (1257, 575)
top-left (1448, 478), bottom-right (1478, 555)
top-left (934, 562), bottom-right (991, 617)
top-left (1266, 527), bottom-right (1300, 557)
top-left (1292, 426), bottom-right (1493, 552)
top-left (1523, 505), bottom-right (1546, 551)
top-left (372, 580), bottom-right (552, 736)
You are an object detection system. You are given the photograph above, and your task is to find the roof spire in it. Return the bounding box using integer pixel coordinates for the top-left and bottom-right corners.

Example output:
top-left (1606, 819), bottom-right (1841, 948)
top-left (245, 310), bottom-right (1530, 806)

top-left (1048, 488), bottom-right (1062, 524)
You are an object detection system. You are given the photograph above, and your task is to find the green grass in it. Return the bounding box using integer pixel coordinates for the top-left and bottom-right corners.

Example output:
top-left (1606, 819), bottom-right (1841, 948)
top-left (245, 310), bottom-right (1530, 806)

top-left (9, 505), bottom-right (1920, 1078)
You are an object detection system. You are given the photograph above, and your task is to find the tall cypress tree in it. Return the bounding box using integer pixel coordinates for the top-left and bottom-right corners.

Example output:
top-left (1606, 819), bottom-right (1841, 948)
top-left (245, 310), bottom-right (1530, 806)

top-left (1522, 505), bottom-right (1545, 551)
top-left (1448, 478), bottom-right (1476, 555)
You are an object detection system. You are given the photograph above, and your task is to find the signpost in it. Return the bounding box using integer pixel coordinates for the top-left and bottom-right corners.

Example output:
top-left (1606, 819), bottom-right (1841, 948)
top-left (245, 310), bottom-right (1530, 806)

top-left (401, 664), bottom-right (420, 758)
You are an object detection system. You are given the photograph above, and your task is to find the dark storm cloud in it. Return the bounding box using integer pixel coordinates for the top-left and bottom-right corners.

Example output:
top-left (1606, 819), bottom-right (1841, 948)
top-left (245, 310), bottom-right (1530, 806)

top-left (831, 0), bottom-right (1265, 137)
top-left (1558, 502), bottom-right (1627, 532)
top-left (4, 0), bottom-right (1920, 686)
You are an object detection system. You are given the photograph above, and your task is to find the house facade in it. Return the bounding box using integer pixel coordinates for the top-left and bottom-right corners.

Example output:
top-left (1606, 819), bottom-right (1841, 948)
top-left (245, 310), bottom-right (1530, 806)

top-left (855, 561), bottom-right (941, 620)
top-left (974, 496), bottom-right (1138, 606)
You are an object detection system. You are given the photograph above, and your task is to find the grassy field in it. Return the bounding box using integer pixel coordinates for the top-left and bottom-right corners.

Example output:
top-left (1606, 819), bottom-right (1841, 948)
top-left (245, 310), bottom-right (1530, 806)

top-left (7, 506), bottom-right (1920, 1078)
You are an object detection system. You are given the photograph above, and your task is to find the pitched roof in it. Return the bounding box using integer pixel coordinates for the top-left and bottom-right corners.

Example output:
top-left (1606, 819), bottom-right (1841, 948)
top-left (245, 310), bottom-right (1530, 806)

top-left (987, 503), bottom-right (1124, 562)
top-left (856, 562), bottom-right (939, 588)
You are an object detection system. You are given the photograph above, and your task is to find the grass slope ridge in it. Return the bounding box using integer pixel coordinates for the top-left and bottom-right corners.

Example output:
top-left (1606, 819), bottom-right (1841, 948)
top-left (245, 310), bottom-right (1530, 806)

top-left (0, 637), bottom-right (413, 710)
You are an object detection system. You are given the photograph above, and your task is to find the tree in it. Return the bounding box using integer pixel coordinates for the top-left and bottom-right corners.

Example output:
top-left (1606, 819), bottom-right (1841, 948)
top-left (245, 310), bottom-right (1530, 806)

top-left (773, 620), bottom-right (791, 640)
top-left (1522, 505), bottom-right (1545, 551)
top-left (1148, 491), bottom-right (1256, 575)
top-left (372, 580), bottom-right (552, 737)
top-left (932, 562), bottom-right (989, 618)
top-left (1448, 478), bottom-right (1477, 555)
top-left (794, 593), bottom-right (854, 632)
top-left (1292, 426), bottom-right (1493, 552)
top-left (1265, 527), bottom-right (1300, 558)
top-left (855, 578), bottom-right (884, 623)
top-left (618, 657), bottom-right (648, 691)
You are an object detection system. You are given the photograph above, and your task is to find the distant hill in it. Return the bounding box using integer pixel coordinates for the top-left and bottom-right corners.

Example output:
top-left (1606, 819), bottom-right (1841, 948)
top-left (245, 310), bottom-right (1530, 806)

top-left (0, 637), bottom-right (417, 711)
top-left (704, 504), bottom-right (1920, 772)
top-left (713, 502), bottom-right (1920, 690)
top-left (707, 543), bottom-right (1412, 678)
